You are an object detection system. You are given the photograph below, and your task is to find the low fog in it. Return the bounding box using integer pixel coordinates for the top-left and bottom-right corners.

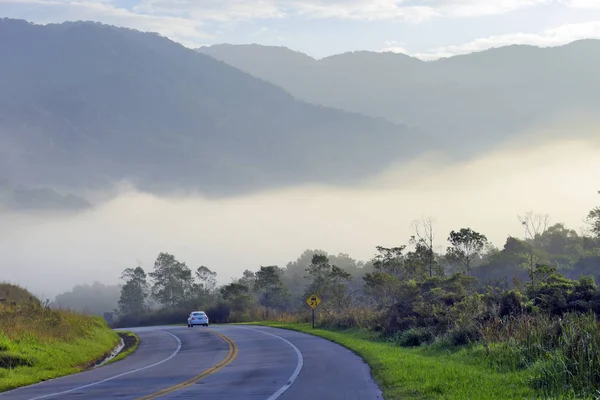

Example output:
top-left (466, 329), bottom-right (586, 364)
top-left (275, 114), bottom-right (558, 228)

top-left (2, 116), bottom-right (599, 300)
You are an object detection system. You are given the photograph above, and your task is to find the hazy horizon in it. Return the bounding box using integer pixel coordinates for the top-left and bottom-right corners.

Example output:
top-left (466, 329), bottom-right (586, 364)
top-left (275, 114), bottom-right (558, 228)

top-left (3, 112), bottom-right (599, 300)
top-left (2, 0), bottom-right (600, 60)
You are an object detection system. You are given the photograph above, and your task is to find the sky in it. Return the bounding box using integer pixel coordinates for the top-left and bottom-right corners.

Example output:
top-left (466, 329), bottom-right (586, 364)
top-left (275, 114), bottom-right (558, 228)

top-left (2, 0), bottom-right (600, 300)
top-left (2, 112), bottom-right (600, 299)
top-left (1, 0), bottom-right (600, 59)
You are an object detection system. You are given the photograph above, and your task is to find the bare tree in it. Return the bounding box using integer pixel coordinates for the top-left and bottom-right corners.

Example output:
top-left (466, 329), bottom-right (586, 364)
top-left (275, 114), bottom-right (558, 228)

top-left (517, 211), bottom-right (549, 289)
top-left (518, 211), bottom-right (550, 240)
top-left (410, 216), bottom-right (438, 277)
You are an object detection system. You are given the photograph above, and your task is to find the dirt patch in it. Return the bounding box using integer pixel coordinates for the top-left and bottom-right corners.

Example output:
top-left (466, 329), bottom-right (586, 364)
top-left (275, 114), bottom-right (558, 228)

top-left (119, 332), bottom-right (138, 355)
top-left (76, 336), bottom-right (122, 371)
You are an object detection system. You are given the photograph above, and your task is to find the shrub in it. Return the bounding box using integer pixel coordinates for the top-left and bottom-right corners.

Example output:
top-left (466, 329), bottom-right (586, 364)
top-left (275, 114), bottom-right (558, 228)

top-left (499, 290), bottom-right (524, 316)
top-left (205, 302), bottom-right (230, 323)
top-left (445, 325), bottom-right (482, 346)
top-left (396, 328), bottom-right (435, 347)
top-left (114, 307), bottom-right (189, 328)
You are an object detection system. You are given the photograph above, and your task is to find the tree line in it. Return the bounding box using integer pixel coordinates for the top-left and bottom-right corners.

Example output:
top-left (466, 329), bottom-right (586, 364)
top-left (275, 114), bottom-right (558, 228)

top-left (114, 192), bottom-right (600, 328)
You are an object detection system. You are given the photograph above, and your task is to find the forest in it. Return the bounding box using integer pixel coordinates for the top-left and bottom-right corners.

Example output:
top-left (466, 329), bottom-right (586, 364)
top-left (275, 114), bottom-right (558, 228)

top-left (112, 192), bottom-right (600, 398)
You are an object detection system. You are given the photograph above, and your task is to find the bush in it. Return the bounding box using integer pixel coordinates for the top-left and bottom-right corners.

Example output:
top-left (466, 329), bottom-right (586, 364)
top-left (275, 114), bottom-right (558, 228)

top-left (205, 303), bottom-right (230, 323)
top-left (499, 290), bottom-right (524, 316)
top-left (396, 328), bottom-right (435, 347)
top-left (114, 307), bottom-right (189, 328)
top-left (446, 325), bottom-right (482, 346)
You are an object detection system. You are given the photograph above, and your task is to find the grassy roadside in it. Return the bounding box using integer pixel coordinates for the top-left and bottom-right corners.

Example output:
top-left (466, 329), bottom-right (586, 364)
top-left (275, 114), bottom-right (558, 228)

top-left (0, 283), bottom-right (127, 393)
top-left (247, 322), bottom-right (539, 400)
top-left (0, 315), bottom-right (120, 392)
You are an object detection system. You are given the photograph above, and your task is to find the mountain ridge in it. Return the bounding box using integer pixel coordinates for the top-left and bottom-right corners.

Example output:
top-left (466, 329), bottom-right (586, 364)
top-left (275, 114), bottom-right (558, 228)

top-left (198, 38), bottom-right (600, 62)
top-left (197, 38), bottom-right (600, 154)
top-left (0, 18), bottom-right (431, 210)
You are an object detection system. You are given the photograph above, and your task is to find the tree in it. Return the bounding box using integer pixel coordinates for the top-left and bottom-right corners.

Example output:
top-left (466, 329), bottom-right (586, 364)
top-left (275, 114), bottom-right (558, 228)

top-left (518, 211), bottom-right (550, 286)
top-left (404, 244), bottom-right (434, 280)
top-left (518, 211), bottom-right (551, 241)
top-left (195, 266), bottom-right (217, 293)
top-left (372, 246), bottom-right (406, 276)
top-left (305, 254), bottom-right (352, 311)
top-left (410, 216), bottom-right (439, 277)
top-left (118, 266), bottom-right (149, 315)
top-left (238, 269), bottom-right (256, 287)
top-left (446, 228), bottom-right (488, 276)
top-left (149, 252), bottom-right (194, 307)
top-left (254, 266), bottom-right (290, 318)
top-left (220, 282), bottom-right (252, 313)
top-left (587, 191), bottom-right (600, 238)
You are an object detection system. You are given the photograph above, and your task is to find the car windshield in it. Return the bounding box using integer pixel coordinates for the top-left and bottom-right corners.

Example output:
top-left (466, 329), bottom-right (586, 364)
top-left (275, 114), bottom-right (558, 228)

top-left (192, 312), bottom-right (205, 316)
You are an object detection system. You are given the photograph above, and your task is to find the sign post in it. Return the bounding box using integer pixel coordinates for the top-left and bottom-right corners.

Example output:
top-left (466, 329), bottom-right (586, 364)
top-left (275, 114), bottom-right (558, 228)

top-left (305, 293), bottom-right (321, 329)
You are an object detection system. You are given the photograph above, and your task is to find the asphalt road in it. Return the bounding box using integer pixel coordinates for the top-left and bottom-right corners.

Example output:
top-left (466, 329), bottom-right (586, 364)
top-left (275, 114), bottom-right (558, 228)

top-left (0, 325), bottom-right (383, 400)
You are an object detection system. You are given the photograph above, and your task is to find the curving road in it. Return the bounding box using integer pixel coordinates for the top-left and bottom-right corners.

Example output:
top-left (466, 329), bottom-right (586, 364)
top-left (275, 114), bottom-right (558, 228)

top-left (0, 325), bottom-right (383, 400)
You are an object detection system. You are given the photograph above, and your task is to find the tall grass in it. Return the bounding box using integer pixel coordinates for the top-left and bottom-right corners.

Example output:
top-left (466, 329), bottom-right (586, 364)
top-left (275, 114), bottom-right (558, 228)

top-left (0, 284), bottom-right (120, 392)
top-left (270, 307), bottom-right (383, 330)
top-left (478, 312), bottom-right (600, 398)
top-left (0, 283), bottom-right (41, 306)
top-left (0, 301), bottom-right (107, 342)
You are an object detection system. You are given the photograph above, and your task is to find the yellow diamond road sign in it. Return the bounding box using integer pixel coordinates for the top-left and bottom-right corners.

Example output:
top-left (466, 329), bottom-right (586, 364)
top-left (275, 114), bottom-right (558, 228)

top-left (306, 293), bottom-right (321, 309)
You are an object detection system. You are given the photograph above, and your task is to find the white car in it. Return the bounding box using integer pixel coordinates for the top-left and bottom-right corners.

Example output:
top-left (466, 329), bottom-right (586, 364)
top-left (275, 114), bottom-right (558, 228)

top-left (187, 311), bottom-right (209, 327)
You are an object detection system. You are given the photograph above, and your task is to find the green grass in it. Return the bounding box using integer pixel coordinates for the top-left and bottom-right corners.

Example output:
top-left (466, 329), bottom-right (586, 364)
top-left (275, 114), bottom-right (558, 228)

top-left (247, 322), bottom-right (539, 400)
top-left (0, 318), bottom-right (119, 392)
top-left (0, 283), bottom-right (124, 393)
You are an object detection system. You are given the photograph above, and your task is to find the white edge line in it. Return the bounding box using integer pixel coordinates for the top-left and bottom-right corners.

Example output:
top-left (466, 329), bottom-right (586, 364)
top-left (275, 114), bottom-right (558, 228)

top-left (2, 330), bottom-right (182, 400)
top-left (237, 326), bottom-right (304, 400)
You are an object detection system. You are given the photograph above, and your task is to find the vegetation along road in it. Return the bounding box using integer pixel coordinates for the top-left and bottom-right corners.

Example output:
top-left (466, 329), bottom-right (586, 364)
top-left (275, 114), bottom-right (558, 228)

top-left (0, 325), bottom-right (382, 400)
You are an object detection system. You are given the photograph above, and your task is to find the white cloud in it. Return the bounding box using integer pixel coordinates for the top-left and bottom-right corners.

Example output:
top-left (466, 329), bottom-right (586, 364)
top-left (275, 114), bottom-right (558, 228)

top-left (1, 0), bottom-right (597, 56)
top-left (562, 0), bottom-right (600, 8)
top-left (133, 0), bottom-right (286, 22)
top-left (433, 0), bottom-right (552, 18)
top-left (381, 40), bottom-right (411, 54)
top-left (0, 0), bottom-right (561, 29)
top-left (0, 0), bottom-right (212, 47)
top-left (286, 0), bottom-right (438, 22)
top-left (383, 19), bottom-right (600, 60)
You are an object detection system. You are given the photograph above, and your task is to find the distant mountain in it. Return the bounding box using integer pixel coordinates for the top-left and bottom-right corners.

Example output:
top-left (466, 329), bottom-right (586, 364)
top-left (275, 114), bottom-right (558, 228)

top-left (198, 41), bottom-right (600, 153)
top-left (0, 19), bottom-right (430, 207)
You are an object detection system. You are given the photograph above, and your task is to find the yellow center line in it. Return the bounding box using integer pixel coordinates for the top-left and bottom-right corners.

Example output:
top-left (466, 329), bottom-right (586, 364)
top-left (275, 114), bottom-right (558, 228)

top-left (136, 330), bottom-right (238, 400)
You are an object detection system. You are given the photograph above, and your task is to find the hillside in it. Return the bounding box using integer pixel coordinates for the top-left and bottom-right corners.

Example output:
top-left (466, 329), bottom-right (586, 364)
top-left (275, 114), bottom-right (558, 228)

top-left (0, 19), bottom-right (430, 210)
top-left (198, 40), bottom-right (600, 154)
top-left (0, 283), bottom-right (123, 392)
top-left (0, 283), bottom-right (40, 306)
